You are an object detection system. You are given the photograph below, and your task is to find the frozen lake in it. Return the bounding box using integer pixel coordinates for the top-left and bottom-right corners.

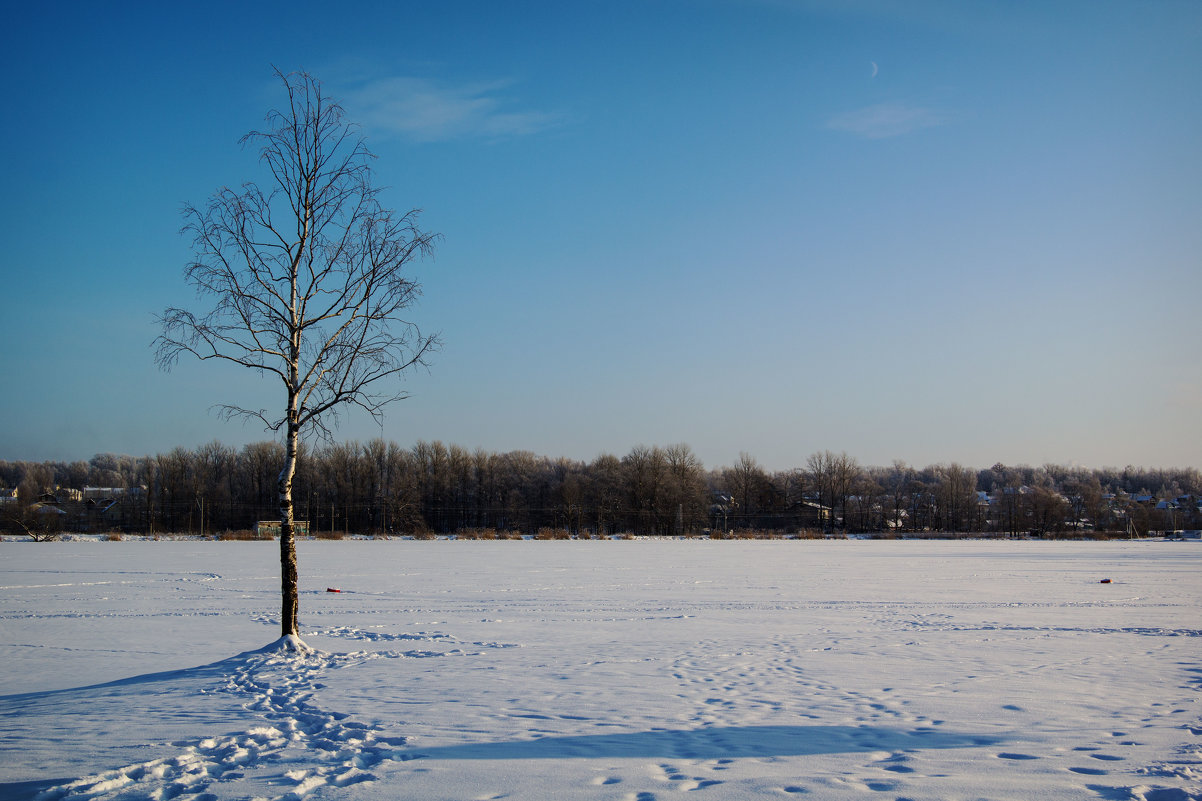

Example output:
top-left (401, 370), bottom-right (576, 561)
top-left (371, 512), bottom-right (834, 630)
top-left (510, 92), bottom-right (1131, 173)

top-left (2, 539), bottom-right (1199, 800)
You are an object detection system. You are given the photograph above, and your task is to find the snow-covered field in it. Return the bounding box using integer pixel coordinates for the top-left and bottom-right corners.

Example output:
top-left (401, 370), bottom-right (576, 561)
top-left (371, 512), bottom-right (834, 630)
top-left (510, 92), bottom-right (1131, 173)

top-left (1, 540), bottom-right (1199, 801)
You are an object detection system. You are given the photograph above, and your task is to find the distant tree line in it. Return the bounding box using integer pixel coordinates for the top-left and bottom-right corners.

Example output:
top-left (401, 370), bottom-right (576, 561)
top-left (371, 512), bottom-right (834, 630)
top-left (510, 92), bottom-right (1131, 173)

top-left (1, 442), bottom-right (1199, 538)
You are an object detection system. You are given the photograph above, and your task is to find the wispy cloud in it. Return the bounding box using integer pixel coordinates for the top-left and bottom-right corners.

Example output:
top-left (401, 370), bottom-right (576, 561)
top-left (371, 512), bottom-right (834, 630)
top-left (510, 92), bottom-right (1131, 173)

top-left (825, 102), bottom-right (951, 139)
top-left (343, 76), bottom-right (563, 143)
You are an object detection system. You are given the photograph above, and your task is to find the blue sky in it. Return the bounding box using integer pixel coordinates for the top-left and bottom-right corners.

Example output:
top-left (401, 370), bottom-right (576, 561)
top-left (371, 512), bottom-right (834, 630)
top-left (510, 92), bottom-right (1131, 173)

top-left (2, 0), bottom-right (1198, 472)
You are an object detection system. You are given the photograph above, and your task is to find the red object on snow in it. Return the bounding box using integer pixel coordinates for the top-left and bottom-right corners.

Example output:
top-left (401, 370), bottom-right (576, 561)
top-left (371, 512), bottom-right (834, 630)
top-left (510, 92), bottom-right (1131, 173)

top-left (1099, 579), bottom-right (1112, 584)
top-left (326, 587), bottom-right (341, 593)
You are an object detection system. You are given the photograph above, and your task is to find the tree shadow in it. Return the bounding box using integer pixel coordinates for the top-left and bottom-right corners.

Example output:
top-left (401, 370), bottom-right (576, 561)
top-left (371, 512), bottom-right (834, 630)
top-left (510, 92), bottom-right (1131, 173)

top-left (0, 777), bottom-right (74, 801)
top-left (0, 642), bottom-right (303, 796)
top-left (396, 724), bottom-right (1004, 761)
top-left (0, 639), bottom-right (299, 704)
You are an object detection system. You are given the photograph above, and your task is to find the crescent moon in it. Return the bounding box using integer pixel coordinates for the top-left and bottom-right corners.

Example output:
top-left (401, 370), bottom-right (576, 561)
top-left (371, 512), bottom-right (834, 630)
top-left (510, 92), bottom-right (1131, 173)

top-left (870, 61), bottom-right (879, 78)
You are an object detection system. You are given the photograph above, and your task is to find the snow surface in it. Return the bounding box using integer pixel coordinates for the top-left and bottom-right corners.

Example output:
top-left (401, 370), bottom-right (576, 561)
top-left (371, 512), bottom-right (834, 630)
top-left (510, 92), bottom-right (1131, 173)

top-left (1, 539), bottom-right (1199, 801)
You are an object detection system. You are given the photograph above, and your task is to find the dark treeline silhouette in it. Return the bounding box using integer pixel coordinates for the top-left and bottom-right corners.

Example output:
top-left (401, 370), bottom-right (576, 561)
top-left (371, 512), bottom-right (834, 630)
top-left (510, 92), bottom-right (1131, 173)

top-left (1, 442), bottom-right (1199, 538)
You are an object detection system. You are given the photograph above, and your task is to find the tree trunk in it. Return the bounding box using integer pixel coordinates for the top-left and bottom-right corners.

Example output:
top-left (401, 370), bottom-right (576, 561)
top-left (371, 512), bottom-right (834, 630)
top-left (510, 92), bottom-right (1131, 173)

top-left (278, 417), bottom-right (300, 637)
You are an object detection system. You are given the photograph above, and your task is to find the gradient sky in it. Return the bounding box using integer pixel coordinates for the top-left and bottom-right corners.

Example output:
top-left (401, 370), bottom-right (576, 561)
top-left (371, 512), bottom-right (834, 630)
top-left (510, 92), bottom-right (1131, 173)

top-left (2, 0), bottom-right (1199, 472)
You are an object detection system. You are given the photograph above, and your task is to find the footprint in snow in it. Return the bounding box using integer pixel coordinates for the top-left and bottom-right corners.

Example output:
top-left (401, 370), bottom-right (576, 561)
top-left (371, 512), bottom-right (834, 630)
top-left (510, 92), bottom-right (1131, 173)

top-left (33, 642), bottom-right (404, 801)
top-left (882, 764), bottom-right (915, 773)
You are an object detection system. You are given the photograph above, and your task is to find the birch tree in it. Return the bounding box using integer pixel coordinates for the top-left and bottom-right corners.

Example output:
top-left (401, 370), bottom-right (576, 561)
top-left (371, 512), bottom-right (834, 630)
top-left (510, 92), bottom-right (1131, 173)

top-left (155, 69), bottom-right (438, 643)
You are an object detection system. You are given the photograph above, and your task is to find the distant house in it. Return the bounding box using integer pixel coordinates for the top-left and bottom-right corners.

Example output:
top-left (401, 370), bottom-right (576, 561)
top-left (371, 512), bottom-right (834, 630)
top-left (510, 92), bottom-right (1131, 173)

top-left (1171, 494), bottom-right (1200, 512)
top-left (30, 502), bottom-right (67, 518)
top-left (83, 486), bottom-right (128, 500)
top-left (797, 500), bottom-right (831, 528)
top-left (255, 520), bottom-right (311, 538)
top-left (0, 487), bottom-right (17, 504)
top-left (36, 487), bottom-right (82, 504)
top-left (86, 495), bottom-right (121, 517)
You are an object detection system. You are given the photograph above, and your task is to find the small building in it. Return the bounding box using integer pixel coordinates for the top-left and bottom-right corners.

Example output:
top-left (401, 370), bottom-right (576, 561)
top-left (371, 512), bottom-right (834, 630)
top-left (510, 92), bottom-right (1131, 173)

top-left (255, 520), bottom-right (311, 537)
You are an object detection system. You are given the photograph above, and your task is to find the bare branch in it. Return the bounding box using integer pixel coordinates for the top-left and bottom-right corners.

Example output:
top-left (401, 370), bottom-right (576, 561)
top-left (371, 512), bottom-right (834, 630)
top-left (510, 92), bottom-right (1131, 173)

top-left (155, 68), bottom-right (439, 637)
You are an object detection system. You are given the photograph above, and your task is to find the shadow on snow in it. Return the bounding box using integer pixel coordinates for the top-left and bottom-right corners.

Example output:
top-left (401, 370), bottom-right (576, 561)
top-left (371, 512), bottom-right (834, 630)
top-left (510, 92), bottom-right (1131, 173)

top-left (396, 724), bottom-right (1003, 761)
top-left (0, 638), bottom-right (305, 704)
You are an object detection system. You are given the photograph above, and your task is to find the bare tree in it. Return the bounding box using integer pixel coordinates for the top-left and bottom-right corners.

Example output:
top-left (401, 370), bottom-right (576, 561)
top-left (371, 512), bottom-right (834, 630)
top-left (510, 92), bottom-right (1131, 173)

top-left (933, 463), bottom-right (977, 533)
top-left (662, 443), bottom-right (708, 534)
top-left (623, 445), bottom-right (669, 535)
top-left (806, 450), bottom-right (860, 531)
top-left (725, 452), bottom-right (767, 530)
top-left (156, 69), bottom-right (439, 643)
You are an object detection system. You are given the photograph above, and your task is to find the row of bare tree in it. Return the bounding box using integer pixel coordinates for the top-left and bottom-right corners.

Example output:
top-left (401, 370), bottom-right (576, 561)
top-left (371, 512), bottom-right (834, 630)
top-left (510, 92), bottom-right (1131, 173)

top-left (2, 443), bottom-right (1198, 537)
